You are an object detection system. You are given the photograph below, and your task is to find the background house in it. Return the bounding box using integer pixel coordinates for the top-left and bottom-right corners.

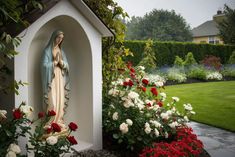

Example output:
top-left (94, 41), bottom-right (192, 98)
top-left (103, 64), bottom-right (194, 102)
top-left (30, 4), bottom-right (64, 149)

top-left (192, 10), bottom-right (225, 44)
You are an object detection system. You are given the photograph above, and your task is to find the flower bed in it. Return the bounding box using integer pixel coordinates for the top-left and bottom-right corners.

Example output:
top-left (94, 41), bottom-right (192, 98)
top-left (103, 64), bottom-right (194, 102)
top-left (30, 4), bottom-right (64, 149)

top-left (103, 63), bottom-right (203, 156)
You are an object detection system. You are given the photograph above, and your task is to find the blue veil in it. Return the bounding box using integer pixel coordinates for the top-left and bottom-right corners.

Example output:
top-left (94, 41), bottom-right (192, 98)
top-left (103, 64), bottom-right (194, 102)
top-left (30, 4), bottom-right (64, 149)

top-left (41, 30), bottom-right (70, 111)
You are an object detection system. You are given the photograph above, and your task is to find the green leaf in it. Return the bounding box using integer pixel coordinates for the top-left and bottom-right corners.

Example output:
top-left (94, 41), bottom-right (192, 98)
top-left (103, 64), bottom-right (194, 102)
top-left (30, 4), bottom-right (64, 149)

top-left (113, 133), bottom-right (119, 139)
top-left (5, 130), bottom-right (13, 137)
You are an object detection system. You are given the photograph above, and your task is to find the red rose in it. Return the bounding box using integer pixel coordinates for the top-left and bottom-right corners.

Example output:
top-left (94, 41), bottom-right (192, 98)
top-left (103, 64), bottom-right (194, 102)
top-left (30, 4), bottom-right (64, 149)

top-left (146, 103), bottom-right (151, 107)
top-left (38, 112), bottom-right (44, 118)
top-left (46, 127), bottom-right (53, 134)
top-left (67, 136), bottom-right (78, 145)
top-left (157, 101), bottom-right (163, 107)
top-left (127, 62), bottom-right (132, 69)
top-left (141, 87), bottom-right (147, 92)
top-left (151, 87), bottom-right (158, 96)
top-left (68, 122), bottom-right (78, 131)
top-left (130, 68), bottom-right (135, 73)
top-left (51, 123), bottom-right (61, 132)
top-left (123, 81), bottom-right (129, 87)
top-left (142, 79), bottom-right (149, 85)
top-left (128, 80), bottom-right (134, 87)
top-left (48, 110), bottom-right (56, 116)
top-left (13, 109), bottom-right (22, 119)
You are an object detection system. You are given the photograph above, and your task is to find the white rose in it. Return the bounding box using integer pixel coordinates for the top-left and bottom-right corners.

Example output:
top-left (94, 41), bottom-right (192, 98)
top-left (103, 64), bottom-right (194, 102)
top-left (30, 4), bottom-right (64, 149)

top-left (20, 105), bottom-right (33, 117)
top-left (128, 91), bottom-right (139, 100)
top-left (46, 136), bottom-right (58, 145)
top-left (165, 132), bottom-right (169, 138)
top-left (145, 122), bottom-right (150, 128)
top-left (155, 81), bottom-right (164, 87)
top-left (108, 88), bottom-right (119, 96)
top-left (119, 123), bottom-right (128, 134)
top-left (112, 112), bottom-right (118, 120)
top-left (126, 119), bottom-right (133, 126)
top-left (168, 121), bottom-right (179, 129)
top-left (154, 128), bottom-right (160, 137)
top-left (150, 120), bottom-right (161, 128)
top-left (138, 66), bottom-right (145, 70)
top-left (0, 110), bottom-right (7, 119)
top-left (144, 127), bottom-right (152, 134)
top-left (172, 97), bottom-right (179, 102)
top-left (160, 92), bottom-right (166, 98)
top-left (183, 103), bottom-right (193, 111)
top-left (123, 98), bottom-right (134, 108)
top-left (166, 110), bottom-right (172, 116)
top-left (7, 143), bottom-right (21, 154)
top-left (5, 151), bottom-right (16, 157)
top-left (184, 116), bottom-right (189, 122)
top-left (160, 112), bottom-right (169, 120)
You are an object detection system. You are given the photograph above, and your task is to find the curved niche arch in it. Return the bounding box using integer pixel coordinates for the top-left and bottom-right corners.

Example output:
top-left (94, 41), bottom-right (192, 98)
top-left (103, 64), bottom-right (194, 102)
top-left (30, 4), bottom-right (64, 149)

top-left (28, 15), bottom-right (93, 150)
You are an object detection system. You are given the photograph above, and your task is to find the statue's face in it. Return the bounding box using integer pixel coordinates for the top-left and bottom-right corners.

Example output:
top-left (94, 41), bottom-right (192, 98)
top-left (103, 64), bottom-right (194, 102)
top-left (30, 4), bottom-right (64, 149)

top-left (54, 33), bottom-right (64, 46)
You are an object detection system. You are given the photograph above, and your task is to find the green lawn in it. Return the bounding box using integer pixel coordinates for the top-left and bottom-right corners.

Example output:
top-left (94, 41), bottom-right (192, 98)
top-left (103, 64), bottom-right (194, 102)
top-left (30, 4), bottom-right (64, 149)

top-left (164, 81), bottom-right (235, 132)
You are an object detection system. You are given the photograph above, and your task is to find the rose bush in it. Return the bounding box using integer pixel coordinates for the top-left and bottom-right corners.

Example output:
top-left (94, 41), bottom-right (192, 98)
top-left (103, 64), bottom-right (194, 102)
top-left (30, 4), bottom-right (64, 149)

top-left (103, 63), bottom-right (200, 154)
top-left (0, 103), bottom-right (78, 157)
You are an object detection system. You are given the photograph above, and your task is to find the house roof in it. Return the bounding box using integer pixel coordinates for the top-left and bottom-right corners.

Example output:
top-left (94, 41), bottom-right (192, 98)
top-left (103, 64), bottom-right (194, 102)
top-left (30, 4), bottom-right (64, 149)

top-left (4, 0), bottom-right (113, 37)
top-left (192, 20), bottom-right (220, 37)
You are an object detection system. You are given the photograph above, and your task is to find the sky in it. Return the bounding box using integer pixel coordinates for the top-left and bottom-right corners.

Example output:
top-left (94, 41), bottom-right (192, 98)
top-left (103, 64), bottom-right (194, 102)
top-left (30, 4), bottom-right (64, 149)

top-left (114, 0), bottom-right (235, 28)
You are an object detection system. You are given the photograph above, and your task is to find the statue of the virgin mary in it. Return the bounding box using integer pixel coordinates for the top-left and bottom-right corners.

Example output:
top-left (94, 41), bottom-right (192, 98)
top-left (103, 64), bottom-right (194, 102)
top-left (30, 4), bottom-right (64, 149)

top-left (41, 30), bottom-right (70, 133)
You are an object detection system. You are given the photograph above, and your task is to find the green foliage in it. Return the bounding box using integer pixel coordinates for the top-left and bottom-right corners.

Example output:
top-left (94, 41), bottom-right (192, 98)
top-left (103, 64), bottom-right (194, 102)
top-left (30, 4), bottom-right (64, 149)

top-left (122, 40), bottom-right (235, 66)
top-left (217, 5), bottom-right (235, 45)
top-left (84, 0), bottom-right (130, 96)
top-left (221, 65), bottom-right (235, 78)
top-left (174, 56), bottom-right (184, 66)
top-left (125, 9), bottom-right (192, 41)
top-left (228, 50), bottom-right (235, 64)
top-left (166, 68), bottom-right (187, 83)
top-left (184, 52), bottom-right (197, 66)
top-left (187, 65), bottom-right (208, 80)
top-left (138, 39), bottom-right (156, 72)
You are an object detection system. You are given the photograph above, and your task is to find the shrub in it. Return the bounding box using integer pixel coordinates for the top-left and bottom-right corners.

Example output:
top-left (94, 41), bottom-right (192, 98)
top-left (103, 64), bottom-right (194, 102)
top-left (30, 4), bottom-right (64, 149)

top-left (103, 64), bottom-right (195, 153)
top-left (184, 52), bottom-right (197, 66)
top-left (166, 68), bottom-right (187, 83)
top-left (228, 51), bottom-right (235, 64)
top-left (221, 65), bottom-right (235, 78)
top-left (174, 56), bottom-right (184, 67)
top-left (187, 65), bottom-right (208, 80)
top-left (138, 39), bottom-right (157, 72)
top-left (200, 55), bottom-right (222, 70)
top-left (206, 72), bottom-right (223, 80)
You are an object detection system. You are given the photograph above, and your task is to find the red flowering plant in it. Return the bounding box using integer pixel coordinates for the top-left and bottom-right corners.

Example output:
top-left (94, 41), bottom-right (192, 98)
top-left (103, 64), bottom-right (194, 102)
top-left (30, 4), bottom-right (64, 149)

top-left (103, 63), bottom-right (201, 154)
top-left (27, 110), bottom-right (78, 157)
top-left (139, 127), bottom-right (204, 157)
top-left (0, 102), bottom-right (33, 157)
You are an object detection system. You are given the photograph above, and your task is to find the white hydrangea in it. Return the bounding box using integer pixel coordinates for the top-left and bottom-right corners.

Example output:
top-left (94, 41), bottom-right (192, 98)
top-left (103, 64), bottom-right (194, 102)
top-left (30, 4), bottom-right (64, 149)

top-left (172, 97), bottom-right (179, 102)
top-left (154, 128), bottom-right (160, 137)
top-left (183, 103), bottom-right (193, 111)
top-left (206, 72), bottom-right (223, 80)
top-left (112, 112), bottom-right (118, 120)
top-left (126, 119), bottom-right (133, 126)
top-left (46, 136), bottom-right (58, 145)
top-left (7, 143), bottom-right (21, 154)
top-left (0, 110), bottom-right (7, 119)
top-left (119, 123), bottom-right (129, 134)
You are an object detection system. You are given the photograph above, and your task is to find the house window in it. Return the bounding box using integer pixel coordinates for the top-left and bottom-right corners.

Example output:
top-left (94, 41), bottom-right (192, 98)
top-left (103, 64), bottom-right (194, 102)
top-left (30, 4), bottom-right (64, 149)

top-left (208, 36), bottom-right (216, 44)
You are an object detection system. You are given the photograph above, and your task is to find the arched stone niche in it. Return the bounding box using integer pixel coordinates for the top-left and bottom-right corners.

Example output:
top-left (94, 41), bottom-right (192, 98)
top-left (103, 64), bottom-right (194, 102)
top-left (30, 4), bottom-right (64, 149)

top-left (15, 0), bottom-right (104, 152)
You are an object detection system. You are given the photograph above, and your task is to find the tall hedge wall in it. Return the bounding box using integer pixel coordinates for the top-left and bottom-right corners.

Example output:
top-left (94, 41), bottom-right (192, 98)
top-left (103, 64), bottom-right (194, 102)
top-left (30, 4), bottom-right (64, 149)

top-left (121, 40), bottom-right (235, 66)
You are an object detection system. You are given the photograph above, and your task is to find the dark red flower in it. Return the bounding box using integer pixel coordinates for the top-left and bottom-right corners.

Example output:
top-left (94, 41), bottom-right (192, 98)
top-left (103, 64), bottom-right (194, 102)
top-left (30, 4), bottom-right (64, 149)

top-left (46, 127), bottom-right (53, 134)
top-left (51, 123), bottom-right (61, 132)
top-left (130, 68), bottom-right (135, 73)
top-left (151, 87), bottom-right (158, 96)
top-left (13, 109), bottom-right (22, 119)
top-left (146, 103), bottom-right (152, 107)
top-left (157, 101), bottom-right (163, 107)
top-left (38, 112), bottom-right (44, 119)
top-left (128, 80), bottom-right (134, 87)
top-left (130, 73), bottom-right (135, 79)
top-left (67, 136), bottom-right (78, 145)
top-left (123, 81), bottom-right (129, 87)
top-left (68, 122), bottom-right (78, 131)
top-left (127, 62), bottom-right (132, 69)
top-left (141, 87), bottom-right (146, 92)
top-left (142, 79), bottom-right (149, 85)
top-left (48, 110), bottom-right (56, 116)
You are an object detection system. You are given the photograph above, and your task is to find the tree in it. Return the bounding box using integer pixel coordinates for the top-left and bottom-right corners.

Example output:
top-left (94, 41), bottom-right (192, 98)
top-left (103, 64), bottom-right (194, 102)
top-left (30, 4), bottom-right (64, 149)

top-left (125, 9), bottom-right (192, 41)
top-left (218, 5), bottom-right (235, 45)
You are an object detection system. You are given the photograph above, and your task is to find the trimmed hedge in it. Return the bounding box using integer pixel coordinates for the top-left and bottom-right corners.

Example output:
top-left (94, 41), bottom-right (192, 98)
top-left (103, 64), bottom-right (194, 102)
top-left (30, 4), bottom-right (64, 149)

top-left (121, 40), bottom-right (235, 66)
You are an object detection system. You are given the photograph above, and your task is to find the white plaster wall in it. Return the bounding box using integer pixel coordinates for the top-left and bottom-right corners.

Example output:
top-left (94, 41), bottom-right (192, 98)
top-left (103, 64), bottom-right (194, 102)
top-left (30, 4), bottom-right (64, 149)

top-left (15, 0), bottom-right (103, 151)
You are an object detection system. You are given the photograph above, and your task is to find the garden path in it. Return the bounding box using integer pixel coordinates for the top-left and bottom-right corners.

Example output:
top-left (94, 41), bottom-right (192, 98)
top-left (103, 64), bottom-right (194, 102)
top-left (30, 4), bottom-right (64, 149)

top-left (189, 121), bottom-right (235, 157)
